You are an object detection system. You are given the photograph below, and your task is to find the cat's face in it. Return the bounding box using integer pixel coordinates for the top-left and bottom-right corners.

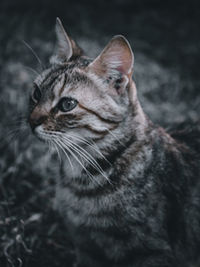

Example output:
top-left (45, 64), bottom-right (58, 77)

top-left (29, 19), bottom-right (135, 147)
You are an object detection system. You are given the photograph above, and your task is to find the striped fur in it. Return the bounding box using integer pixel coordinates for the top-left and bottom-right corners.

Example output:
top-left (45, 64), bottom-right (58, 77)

top-left (29, 20), bottom-right (200, 267)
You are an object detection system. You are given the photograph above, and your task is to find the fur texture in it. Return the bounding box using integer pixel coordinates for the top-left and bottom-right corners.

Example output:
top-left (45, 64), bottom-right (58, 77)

top-left (29, 19), bottom-right (200, 267)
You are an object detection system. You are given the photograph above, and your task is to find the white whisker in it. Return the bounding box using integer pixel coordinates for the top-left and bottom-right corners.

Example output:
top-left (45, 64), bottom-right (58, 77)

top-left (61, 136), bottom-right (111, 184)
top-left (105, 127), bottom-right (125, 147)
top-left (55, 137), bottom-right (103, 187)
top-left (51, 139), bottom-right (62, 164)
top-left (64, 132), bottom-right (111, 165)
top-left (38, 130), bottom-right (111, 187)
top-left (52, 137), bottom-right (74, 174)
top-left (22, 40), bottom-right (44, 69)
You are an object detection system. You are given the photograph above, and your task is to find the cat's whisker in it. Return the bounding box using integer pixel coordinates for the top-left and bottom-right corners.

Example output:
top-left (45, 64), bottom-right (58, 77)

top-left (39, 131), bottom-right (76, 178)
top-left (105, 127), bottom-right (125, 147)
top-left (7, 126), bottom-right (25, 135)
top-left (46, 139), bottom-right (53, 155)
top-left (7, 121), bottom-right (29, 141)
top-left (9, 117), bottom-right (28, 127)
top-left (41, 130), bottom-right (110, 185)
top-left (63, 132), bottom-right (111, 166)
top-left (37, 131), bottom-right (73, 172)
top-left (46, 130), bottom-right (111, 166)
top-left (22, 65), bottom-right (39, 76)
top-left (51, 140), bottom-right (62, 165)
top-left (56, 138), bottom-right (87, 173)
top-left (61, 136), bottom-right (102, 168)
top-left (9, 124), bottom-right (27, 131)
top-left (6, 131), bottom-right (21, 142)
top-left (7, 124), bottom-right (29, 142)
top-left (55, 137), bottom-right (103, 187)
top-left (38, 132), bottom-right (63, 165)
top-left (52, 137), bottom-right (74, 174)
top-left (21, 40), bottom-right (44, 70)
top-left (61, 136), bottom-right (111, 184)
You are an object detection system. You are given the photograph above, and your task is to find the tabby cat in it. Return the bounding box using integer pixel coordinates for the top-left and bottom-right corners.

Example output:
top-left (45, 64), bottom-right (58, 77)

top-left (28, 18), bottom-right (200, 267)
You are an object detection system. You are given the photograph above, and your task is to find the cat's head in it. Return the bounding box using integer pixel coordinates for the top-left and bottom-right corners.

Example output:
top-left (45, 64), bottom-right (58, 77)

top-left (29, 18), bottom-right (138, 147)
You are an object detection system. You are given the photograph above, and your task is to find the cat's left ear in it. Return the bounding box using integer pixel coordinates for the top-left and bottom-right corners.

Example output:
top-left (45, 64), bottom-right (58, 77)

top-left (88, 35), bottom-right (134, 94)
top-left (51, 18), bottom-right (83, 63)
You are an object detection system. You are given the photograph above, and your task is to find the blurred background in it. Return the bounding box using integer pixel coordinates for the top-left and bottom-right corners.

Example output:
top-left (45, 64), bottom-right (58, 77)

top-left (0, 0), bottom-right (200, 266)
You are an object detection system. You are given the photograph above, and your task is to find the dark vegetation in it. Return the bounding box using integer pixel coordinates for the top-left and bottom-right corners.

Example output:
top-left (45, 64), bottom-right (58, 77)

top-left (0, 0), bottom-right (200, 266)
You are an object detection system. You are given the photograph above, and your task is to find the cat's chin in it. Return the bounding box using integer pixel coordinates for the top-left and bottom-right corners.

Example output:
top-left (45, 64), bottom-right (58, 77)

top-left (35, 134), bottom-right (47, 142)
top-left (34, 125), bottom-right (48, 142)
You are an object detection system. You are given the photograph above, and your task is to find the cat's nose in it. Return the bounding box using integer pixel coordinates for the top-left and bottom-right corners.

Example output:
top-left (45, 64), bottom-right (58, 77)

top-left (29, 116), bottom-right (47, 131)
top-left (29, 108), bottom-right (48, 131)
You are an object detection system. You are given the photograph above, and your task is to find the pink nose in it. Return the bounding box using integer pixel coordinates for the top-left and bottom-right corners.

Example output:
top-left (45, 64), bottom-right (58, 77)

top-left (29, 107), bottom-right (48, 131)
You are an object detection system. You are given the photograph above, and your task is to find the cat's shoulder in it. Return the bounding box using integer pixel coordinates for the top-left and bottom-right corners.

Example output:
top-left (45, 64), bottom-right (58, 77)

top-left (167, 119), bottom-right (200, 154)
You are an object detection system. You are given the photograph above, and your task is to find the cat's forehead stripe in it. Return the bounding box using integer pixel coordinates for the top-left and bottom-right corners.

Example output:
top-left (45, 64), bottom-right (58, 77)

top-left (35, 68), bottom-right (52, 85)
top-left (53, 73), bottom-right (66, 99)
top-left (35, 66), bottom-right (63, 90)
top-left (58, 69), bottom-right (94, 96)
top-left (37, 61), bottom-right (92, 92)
top-left (58, 74), bottom-right (67, 97)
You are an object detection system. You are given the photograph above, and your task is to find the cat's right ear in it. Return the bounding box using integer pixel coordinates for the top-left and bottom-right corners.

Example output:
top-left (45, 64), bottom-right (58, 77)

top-left (51, 18), bottom-right (83, 63)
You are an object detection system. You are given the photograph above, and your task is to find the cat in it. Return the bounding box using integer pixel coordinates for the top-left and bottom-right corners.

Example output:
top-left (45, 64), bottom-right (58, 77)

top-left (28, 18), bottom-right (200, 267)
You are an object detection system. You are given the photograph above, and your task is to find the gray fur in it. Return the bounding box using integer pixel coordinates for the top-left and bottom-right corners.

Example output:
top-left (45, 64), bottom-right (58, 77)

top-left (29, 21), bottom-right (200, 267)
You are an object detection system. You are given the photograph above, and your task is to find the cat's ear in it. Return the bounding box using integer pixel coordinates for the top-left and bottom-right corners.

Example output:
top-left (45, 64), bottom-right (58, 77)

top-left (88, 35), bottom-right (134, 94)
top-left (51, 18), bottom-right (83, 63)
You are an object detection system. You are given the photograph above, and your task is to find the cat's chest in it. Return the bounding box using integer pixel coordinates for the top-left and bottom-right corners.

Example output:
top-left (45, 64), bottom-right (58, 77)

top-left (55, 183), bottom-right (122, 228)
top-left (61, 157), bottom-right (83, 179)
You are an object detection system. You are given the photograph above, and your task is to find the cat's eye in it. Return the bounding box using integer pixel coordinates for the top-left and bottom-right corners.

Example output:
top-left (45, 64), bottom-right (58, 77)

top-left (58, 97), bottom-right (78, 112)
top-left (32, 85), bottom-right (42, 102)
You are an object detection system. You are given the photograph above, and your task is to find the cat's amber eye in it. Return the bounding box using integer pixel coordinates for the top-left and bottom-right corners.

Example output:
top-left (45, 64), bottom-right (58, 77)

top-left (32, 85), bottom-right (42, 102)
top-left (58, 97), bottom-right (78, 112)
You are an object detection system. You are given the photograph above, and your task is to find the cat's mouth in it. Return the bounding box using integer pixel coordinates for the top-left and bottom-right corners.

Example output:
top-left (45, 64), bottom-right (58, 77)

top-left (33, 125), bottom-right (49, 141)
